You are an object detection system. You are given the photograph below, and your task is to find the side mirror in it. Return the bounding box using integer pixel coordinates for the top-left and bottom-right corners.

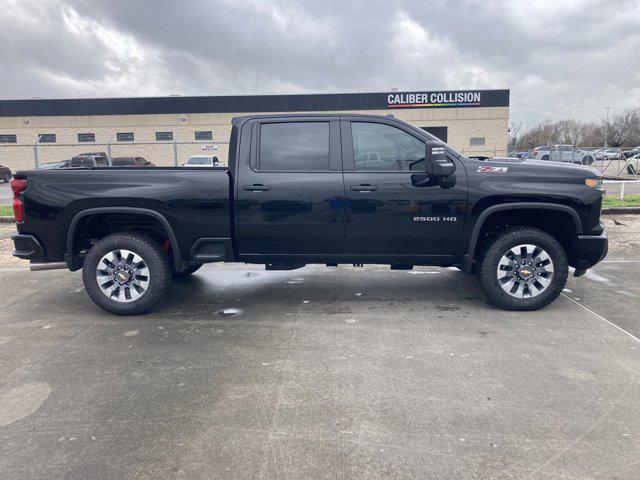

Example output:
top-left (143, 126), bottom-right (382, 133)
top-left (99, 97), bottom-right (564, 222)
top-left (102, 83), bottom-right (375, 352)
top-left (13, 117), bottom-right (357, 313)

top-left (425, 141), bottom-right (455, 177)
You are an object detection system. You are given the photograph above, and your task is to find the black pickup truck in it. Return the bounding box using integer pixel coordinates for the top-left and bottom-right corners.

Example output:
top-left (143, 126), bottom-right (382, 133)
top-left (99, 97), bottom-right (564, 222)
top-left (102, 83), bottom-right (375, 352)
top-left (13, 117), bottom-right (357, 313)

top-left (11, 114), bottom-right (608, 315)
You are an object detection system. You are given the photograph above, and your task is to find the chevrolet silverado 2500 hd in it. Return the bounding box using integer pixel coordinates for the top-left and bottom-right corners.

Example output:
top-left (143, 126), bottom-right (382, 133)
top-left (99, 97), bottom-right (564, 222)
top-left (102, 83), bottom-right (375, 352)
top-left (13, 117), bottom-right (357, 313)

top-left (11, 114), bottom-right (608, 315)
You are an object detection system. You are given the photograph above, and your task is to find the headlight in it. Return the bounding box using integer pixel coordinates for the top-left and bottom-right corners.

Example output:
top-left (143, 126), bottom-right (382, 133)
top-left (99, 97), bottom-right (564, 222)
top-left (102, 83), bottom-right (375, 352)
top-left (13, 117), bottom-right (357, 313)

top-left (585, 177), bottom-right (604, 189)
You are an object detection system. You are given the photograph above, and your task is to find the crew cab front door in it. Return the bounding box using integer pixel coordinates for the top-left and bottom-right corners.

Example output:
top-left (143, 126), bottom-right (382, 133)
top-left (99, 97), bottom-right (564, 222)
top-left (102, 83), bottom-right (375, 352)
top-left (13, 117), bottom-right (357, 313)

top-left (236, 118), bottom-right (345, 259)
top-left (341, 118), bottom-right (467, 261)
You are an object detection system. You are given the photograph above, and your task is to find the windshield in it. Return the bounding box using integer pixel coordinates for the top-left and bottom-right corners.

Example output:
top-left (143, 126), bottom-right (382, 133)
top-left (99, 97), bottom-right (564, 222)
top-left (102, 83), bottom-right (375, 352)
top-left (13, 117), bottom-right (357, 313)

top-left (186, 156), bottom-right (212, 165)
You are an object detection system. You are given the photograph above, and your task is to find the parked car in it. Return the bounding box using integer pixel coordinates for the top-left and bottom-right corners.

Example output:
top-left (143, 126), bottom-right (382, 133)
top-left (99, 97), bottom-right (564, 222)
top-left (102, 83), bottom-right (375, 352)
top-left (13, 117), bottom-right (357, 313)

top-left (111, 157), bottom-right (155, 168)
top-left (507, 151), bottom-right (528, 159)
top-left (38, 161), bottom-right (65, 169)
top-left (183, 155), bottom-right (220, 167)
top-left (0, 164), bottom-right (11, 182)
top-left (528, 145), bottom-right (594, 165)
top-left (622, 146), bottom-right (640, 159)
top-left (625, 153), bottom-right (640, 174)
top-left (594, 148), bottom-right (623, 160)
top-left (11, 114), bottom-right (607, 315)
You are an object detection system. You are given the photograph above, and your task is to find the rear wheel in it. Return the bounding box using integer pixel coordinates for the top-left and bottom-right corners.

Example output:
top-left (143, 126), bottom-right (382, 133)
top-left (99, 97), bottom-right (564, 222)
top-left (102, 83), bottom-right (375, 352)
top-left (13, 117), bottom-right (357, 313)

top-left (82, 232), bottom-right (172, 315)
top-left (477, 227), bottom-right (568, 311)
top-left (582, 156), bottom-right (593, 165)
top-left (541, 155), bottom-right (549, 161)
top-left (628, 164), bottom-right (637, 175)
top-left (173, 263), bottom-right (203, 278)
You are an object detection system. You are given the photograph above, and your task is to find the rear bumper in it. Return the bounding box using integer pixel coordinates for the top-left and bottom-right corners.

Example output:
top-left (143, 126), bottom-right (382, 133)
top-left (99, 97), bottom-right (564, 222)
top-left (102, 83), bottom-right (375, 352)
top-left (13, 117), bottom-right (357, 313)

top-left (574, 231), bottom-right (608, 275)
top-left (12, 233), bottom-right (46, 260)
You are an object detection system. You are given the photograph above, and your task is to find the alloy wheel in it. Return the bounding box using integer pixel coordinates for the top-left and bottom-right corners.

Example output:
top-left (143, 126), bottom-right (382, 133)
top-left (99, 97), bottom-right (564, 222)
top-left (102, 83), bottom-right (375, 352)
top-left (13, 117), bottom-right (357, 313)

top-left (96, 249), bottom-right (150, 303)
top-left (496, 244), bottom-right (554, 298)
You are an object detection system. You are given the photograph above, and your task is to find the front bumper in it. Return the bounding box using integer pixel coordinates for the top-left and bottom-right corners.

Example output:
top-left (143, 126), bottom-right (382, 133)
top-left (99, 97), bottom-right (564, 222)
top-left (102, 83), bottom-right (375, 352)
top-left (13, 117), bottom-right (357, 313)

top-left (12, 233), bottom-right (46, 260)
top-left (574, 231), bottom-right (608, 276)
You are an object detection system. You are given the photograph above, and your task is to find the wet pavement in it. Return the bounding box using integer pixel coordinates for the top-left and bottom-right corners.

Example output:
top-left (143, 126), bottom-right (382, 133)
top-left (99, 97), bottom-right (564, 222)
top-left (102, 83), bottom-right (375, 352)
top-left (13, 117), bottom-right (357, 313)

top-left (0, 218), bottom-right (639, 479)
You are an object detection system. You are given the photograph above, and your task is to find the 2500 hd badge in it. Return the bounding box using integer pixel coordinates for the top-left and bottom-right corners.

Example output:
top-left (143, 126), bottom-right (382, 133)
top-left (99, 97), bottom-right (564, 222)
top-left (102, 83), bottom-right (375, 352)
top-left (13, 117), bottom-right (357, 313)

top-left (413, 216), bottom-right (458, 222)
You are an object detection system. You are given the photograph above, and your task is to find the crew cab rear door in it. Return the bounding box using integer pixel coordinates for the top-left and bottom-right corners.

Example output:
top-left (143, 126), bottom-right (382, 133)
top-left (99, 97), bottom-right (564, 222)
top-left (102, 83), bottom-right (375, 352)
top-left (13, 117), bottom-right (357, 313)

top-left (236, 117), bottom-right (345, 259)
top-left (341, 117), bottom-right (467, 260)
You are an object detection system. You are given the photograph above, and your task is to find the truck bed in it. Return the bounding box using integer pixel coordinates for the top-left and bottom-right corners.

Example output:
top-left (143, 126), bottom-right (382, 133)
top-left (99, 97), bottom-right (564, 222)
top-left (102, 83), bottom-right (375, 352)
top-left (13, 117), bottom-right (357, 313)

top-left (14, 167), bottom-right (232, 265)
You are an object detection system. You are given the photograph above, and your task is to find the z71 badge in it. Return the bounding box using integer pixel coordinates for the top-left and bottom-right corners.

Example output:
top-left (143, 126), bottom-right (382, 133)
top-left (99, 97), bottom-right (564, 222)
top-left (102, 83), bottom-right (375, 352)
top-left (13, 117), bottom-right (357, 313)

top-left (478, 166), bottom-right (508, 173)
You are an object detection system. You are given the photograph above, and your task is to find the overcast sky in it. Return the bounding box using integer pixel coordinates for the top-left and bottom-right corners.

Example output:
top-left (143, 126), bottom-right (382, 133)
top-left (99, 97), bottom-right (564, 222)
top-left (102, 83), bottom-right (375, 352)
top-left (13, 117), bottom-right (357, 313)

top-left (0, 0), bottom-right (638, 125)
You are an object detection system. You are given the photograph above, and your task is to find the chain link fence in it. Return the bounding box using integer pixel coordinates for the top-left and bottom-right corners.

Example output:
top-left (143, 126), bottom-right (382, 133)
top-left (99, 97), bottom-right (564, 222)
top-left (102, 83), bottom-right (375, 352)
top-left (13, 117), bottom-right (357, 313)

top-left (506, 145), bottom-right (639, 180)
top-left (1, 140), bottom-right (638, 207)
top-left (0, 140), bottom-right (229, 205)
top-left (0, 140), bottom-right (229, 172)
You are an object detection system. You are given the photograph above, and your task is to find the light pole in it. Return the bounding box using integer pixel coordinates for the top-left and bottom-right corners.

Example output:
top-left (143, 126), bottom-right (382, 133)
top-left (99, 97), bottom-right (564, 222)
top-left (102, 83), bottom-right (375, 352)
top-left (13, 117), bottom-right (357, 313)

top-left (604, 106), bottom-right (614, 148)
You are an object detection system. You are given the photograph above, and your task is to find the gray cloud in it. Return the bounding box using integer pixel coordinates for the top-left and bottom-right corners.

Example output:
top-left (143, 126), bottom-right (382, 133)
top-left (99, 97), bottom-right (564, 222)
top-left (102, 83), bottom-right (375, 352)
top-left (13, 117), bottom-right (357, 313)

top-left (0, 0), bottom-right (638, 124)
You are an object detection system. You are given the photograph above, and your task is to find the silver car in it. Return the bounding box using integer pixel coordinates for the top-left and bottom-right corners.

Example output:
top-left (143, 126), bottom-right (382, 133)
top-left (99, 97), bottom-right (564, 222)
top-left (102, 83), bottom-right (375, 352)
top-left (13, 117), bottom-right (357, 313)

top-left (528, 145), bottom-right (594, 165)
top-left (182, 155), bottom-right (220, 167)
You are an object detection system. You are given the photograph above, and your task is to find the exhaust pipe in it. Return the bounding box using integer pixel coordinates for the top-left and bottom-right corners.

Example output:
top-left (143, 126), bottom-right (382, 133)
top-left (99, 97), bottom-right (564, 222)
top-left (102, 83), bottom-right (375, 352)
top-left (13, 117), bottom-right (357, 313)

top-left (29, 262), bottom-right (68, 272)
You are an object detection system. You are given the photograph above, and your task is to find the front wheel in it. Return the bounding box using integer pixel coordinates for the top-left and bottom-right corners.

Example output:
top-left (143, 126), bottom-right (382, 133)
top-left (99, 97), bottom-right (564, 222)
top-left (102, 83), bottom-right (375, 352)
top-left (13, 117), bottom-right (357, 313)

top-left (628, 164), bottom-right (637, 175)
top-left (582, 156), bottom-right (593, 165)
top-left (476, 227), bottom-right (568, 311)
top-left (82, 232), bottom-right (172, 315)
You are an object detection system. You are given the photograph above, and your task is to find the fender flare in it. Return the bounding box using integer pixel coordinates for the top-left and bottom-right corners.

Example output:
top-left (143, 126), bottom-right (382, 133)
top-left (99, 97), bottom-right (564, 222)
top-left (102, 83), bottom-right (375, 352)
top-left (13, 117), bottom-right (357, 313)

top-left (461, 202), bottom-right (582, 273)
top-left (66, 207), bottom-right (182, 270)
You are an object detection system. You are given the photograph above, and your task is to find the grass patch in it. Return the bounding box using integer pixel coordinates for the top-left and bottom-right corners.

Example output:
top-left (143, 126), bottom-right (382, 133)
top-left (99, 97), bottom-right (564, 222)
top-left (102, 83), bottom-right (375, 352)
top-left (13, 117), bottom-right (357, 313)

top-left (603, 194), bottom-right (640, 208)
top-left (0, 205), bottom-right (13, 216)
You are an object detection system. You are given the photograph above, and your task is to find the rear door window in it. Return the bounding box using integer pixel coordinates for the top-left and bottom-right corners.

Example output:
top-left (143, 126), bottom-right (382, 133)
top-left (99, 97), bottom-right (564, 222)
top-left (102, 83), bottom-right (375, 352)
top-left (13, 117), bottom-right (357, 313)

top-left (259, 122), bottom-right (329, 171)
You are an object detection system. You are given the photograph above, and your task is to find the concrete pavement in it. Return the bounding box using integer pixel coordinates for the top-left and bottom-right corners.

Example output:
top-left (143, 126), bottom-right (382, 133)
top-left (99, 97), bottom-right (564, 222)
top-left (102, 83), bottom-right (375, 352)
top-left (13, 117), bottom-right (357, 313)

top-left (0, 219), bottom-right (639, 479)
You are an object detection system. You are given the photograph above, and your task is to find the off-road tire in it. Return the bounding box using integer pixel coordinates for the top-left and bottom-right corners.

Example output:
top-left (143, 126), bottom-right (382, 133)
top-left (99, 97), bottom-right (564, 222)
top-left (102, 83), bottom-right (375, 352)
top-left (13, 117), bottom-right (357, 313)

top-left (476, 227), bottom-right (568, 311)
top-left (173, 263), bottom-right (203, 278)
top-left (82, 232), bottom-right (172, 315)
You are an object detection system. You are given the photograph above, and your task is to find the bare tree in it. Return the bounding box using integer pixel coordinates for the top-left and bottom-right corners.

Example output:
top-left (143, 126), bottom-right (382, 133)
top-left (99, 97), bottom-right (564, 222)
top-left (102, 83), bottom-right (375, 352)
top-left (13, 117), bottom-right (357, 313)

top-left (515, 108), bottom-right (640, 150)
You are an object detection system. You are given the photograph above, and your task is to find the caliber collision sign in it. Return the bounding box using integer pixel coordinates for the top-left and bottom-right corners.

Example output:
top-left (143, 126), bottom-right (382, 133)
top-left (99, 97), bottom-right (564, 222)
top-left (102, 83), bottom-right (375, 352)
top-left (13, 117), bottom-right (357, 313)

top-left (387, 91), bottom-right (485, 109)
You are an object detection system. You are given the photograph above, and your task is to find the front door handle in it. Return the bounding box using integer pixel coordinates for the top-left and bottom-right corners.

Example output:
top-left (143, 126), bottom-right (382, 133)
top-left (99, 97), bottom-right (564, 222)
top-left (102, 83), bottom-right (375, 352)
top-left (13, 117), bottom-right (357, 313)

top-left (350, 184), bottom-right (379, 192)
top-left (243, 184), bottom-right (271, 192)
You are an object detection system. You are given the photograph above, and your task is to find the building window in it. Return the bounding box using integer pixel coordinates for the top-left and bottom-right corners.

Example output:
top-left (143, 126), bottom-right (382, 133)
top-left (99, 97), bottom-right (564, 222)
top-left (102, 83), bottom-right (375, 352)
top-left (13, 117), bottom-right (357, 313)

top-left (38, 134), bottom-right (56, 143)
top-left (0, 134), bottom-right (17, 143)
top-left (470, 137), bottom-right (485, 146)
top-left (78, 133), bottom-right (95, 143)
top-left (155, 131), bottom-right (173, 141)
top-left (195, 130), bottom-right (213, 141)
top-left (117, 132), bottom-right (134, 142)
top-left (420, 126), bottom-right (448, 143)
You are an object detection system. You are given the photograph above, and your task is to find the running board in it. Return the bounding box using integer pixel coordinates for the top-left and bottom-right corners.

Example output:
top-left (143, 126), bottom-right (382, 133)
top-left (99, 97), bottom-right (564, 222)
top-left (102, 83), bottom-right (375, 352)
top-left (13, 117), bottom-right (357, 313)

top-left (29, 261), bottom-right (68, 271)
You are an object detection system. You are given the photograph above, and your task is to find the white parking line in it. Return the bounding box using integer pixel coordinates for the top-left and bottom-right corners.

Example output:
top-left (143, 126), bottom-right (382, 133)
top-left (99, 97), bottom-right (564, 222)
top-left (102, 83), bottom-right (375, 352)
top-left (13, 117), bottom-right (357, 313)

top-left (561, 293), bottom-right (640, 344)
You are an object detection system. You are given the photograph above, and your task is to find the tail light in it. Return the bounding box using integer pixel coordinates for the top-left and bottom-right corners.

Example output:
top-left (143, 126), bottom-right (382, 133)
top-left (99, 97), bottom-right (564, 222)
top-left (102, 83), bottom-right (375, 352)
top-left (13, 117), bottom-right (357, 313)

top-left (10, 178), bottom-right (27, 222)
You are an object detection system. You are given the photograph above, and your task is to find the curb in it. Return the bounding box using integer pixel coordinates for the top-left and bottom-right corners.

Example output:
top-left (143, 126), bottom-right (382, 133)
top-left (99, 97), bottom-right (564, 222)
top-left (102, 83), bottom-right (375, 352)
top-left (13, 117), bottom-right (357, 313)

top-left (602, 207), bottom-right (640, 214)
top-left (0, 216), bottom-right (15, 223)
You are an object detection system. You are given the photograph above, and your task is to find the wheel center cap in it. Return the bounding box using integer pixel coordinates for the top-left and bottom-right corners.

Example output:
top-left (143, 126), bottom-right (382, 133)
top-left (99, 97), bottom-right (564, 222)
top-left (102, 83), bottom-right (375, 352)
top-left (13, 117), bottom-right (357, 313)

top-left (518, 267), bottom-right (533, 279)
top-left (114, 269), bottom-right (130, 284)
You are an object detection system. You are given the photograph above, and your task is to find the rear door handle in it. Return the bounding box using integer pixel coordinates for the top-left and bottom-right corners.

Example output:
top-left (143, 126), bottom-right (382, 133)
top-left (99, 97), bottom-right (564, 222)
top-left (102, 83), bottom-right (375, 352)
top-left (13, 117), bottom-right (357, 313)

top-left (243, 184), bottom-right (271, 192)
top-left (350, 184), bottom-right (379, 192)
